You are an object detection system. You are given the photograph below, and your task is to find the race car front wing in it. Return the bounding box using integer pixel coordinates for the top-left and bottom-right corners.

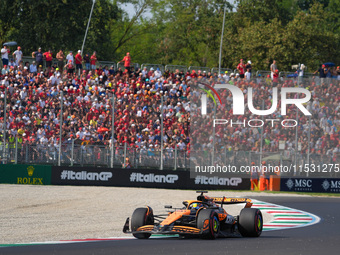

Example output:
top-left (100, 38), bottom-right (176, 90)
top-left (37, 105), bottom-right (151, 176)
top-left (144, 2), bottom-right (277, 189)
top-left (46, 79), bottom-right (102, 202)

top-left (123, 217), bottom-right (202, 235)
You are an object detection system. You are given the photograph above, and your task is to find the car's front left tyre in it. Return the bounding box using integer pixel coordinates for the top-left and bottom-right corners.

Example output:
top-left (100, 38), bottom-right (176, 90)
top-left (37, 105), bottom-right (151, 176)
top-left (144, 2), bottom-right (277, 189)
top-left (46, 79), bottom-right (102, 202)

top-left (131, 207), bottom-right (154, 239)
top-left (197, 209), bottom-right (220, 239)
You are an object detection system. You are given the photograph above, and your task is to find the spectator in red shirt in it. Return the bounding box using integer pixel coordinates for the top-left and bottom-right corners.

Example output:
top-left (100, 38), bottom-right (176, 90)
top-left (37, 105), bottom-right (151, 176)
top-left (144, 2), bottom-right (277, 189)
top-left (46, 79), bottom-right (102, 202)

top-left (190, 70), bottom-right (197, 78)
top-left (273, 69), bottom-right (279, 85)
top-left (237, 59), bottom-right (245, 78)
top-left (75, 50), bottom-right (83, 71)
top-left (43, 49), bottom-right (53, 70)
top-left (119, 52), bottom-right (131, 74)
top-left (64, 60), bottom-right (74, 76)
top-left (90, 51), bottom-right (97, 70)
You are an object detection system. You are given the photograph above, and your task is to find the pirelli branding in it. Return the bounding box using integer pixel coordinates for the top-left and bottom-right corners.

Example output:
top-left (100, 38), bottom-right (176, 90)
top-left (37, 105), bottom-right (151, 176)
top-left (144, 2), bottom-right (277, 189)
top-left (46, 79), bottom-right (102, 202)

top-left (212, 197), bottom-right (250, 203)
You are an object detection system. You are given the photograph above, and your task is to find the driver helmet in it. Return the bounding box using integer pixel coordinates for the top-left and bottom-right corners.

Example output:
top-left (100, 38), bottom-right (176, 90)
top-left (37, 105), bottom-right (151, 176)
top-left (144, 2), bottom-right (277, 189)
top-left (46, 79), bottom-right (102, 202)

top-left (191, 203), bottom-right (202, 210)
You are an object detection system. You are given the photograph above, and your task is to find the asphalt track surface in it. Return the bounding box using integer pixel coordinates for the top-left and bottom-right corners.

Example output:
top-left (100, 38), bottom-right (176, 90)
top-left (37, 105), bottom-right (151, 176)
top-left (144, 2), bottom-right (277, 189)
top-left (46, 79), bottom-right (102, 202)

top-left (1, 196), bottom-right (339, 255)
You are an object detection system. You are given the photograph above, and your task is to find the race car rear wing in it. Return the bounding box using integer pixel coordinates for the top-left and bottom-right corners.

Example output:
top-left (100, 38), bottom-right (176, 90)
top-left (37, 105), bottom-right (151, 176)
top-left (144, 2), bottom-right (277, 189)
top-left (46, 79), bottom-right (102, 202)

top-left (212, 197), bottom-right (253, 208)
top-left (195, 191), bottom-right (252, 208)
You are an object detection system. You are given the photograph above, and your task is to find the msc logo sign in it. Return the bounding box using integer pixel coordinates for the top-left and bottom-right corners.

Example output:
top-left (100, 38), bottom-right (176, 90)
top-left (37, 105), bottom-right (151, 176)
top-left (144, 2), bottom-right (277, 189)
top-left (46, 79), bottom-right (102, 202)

top-left (322, 180), bottom-right (340, 191)
top-left (331, 181), bottom-right (340, 189)
top-left (286, 178), bottom-right (312, 191)
top-left (199, 83), bottom-right (311, 116)
top-left (294, 179), bottom-right (312, 188)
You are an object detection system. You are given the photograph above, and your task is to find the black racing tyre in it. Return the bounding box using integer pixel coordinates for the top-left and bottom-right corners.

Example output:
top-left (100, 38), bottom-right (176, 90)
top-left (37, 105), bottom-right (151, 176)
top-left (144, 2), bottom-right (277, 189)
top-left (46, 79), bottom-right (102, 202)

top-left (131, 207), bottom-right (154, 239)
top-left (197, 209), bottom-right (220, 239)
top-left (238, 208), bottom-right (263, 237)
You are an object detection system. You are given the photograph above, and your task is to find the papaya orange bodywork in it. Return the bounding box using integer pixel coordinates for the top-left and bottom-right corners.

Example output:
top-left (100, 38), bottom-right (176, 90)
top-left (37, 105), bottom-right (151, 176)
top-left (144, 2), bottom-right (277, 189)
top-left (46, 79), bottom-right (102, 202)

top-left (218, 213), bottom-right (227, 221)
top-left (126, 193), bottom-right (258, 238)
top-left (161, 210), bottom-right (191, 225)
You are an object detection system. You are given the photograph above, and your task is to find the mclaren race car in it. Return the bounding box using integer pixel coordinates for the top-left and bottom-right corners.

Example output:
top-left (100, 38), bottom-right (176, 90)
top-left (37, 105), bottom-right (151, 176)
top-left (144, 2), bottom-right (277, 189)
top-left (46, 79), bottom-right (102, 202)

top-left (123, 191), bottom-right (263, 239)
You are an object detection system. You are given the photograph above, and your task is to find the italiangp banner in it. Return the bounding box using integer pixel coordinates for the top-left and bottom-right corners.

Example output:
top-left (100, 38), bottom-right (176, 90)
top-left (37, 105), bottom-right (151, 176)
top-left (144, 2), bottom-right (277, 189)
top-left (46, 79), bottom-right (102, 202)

top-left (51, 166), bottom-right (250, 190)
top-left (280, 178), bottom-right (340, 193)
top-left (0, 164), bottom-right (52, 185)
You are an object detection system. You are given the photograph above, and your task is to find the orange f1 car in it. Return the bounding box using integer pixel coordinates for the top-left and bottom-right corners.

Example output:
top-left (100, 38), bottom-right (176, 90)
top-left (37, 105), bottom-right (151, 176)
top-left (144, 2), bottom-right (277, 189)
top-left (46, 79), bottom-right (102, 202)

top-left (123, 191), bottom-right (263, 239)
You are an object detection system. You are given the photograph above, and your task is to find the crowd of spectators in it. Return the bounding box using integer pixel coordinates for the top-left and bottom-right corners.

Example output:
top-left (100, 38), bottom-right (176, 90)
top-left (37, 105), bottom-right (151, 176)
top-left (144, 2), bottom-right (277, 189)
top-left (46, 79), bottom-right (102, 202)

top-left (0, 46), bottom-right (339, 167)
top-left (190, 73), bottom-right (339, 166)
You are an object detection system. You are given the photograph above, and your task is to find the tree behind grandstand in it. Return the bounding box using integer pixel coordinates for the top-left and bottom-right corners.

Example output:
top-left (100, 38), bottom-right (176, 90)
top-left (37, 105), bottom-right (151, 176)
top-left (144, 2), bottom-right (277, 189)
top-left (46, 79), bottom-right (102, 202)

top-left (0, 0), bottom-right (121, 60)
top-left (0, 0), bottom-right (339, 70)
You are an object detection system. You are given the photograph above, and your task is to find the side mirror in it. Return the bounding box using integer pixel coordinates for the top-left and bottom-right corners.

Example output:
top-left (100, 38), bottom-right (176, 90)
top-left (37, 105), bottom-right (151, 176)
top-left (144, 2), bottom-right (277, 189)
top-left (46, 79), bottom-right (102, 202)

top-left (164, 205), bottom-right (172, 209)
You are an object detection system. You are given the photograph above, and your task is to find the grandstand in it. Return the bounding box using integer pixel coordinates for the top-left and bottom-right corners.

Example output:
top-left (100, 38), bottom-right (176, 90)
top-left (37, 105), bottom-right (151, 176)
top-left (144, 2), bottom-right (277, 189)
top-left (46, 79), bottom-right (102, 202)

top-left (0, 54), bottom-right (339, 172)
